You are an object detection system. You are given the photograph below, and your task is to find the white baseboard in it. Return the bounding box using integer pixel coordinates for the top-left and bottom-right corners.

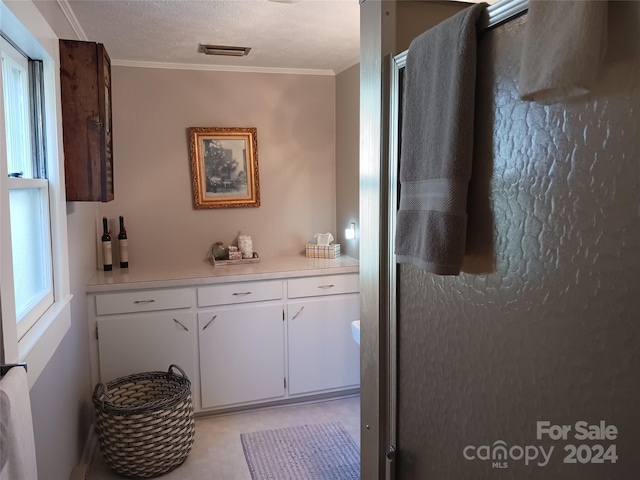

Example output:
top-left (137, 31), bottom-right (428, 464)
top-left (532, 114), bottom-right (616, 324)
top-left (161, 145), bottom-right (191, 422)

top-left (69, 465), bottom-right (88, 480)
top-left (71, 424), bottom-right (97, 479)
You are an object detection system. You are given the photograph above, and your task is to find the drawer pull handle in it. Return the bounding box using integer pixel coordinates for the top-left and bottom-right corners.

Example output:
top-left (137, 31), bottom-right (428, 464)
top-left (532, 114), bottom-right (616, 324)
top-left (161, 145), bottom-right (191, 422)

top-left (232, 291), bottom-right (252, 296)
top-left (173, 318), bottom-right (189, 332)
top-left (291, 306), bottom-right (305, 321)
top-left (317, 284), bottom-right (335, 289)
top-left (134, 299), bottom-right (156, 304)
top-left (203, 315), bottom-right (217, 331)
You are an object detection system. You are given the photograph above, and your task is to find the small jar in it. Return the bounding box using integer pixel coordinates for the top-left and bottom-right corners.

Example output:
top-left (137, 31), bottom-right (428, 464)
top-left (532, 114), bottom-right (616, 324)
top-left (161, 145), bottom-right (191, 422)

top-left (238, 235), bottom-right (253, 259)
top-left (211, 242), bottom-right (229, 261)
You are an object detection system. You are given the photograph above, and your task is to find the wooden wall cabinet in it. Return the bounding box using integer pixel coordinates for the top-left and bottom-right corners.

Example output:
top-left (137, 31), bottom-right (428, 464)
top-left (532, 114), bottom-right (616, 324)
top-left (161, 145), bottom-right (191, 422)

top-left (59, 39), bottom-right (113, 202)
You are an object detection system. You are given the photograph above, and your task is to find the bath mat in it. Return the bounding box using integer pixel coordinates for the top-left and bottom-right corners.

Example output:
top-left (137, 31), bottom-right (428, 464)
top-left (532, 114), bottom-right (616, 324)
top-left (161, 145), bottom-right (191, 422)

top-left (240, 422), bottom-right (360, 480)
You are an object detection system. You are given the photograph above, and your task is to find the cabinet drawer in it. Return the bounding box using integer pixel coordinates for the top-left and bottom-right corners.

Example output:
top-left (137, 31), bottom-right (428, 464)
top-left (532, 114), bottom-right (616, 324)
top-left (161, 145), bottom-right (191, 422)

top-left (197, 280), bottom-right (283, 307)
top-left (95, 288), bottom-right (192, 315)
top-left (287, 273), bottom-right (359, 299)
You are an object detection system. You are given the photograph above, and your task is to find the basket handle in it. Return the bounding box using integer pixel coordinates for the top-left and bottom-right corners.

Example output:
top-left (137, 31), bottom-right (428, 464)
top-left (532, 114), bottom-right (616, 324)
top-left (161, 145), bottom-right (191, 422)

top-left (97, 382), bottom-right (110, 398)
top-left (168, 364), bottom-right (188, 380)
top-left (95, 382), bottom-right (111, 410)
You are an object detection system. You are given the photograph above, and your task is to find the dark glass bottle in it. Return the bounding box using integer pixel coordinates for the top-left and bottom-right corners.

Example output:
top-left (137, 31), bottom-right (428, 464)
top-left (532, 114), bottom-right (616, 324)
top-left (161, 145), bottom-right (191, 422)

top-left (101, 217), bottom-right (112, 271)
top-left (118, 216), bottom-right (128, 268)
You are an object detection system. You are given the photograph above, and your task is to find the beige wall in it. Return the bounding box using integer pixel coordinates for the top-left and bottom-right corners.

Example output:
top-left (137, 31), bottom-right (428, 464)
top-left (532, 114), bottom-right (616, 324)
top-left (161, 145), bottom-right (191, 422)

top-left (101, 67), bottom-right (337, 266)
top-left (30, 203), bottom-right (97, 479)
top-left (335, 63), bottom-right (360, 259)
top-left (25, 2), bottom-right (96, 479)
top-left (33, 0), bottom-right (79, 40)
top-left (395, 1), bottom-right (471, 54)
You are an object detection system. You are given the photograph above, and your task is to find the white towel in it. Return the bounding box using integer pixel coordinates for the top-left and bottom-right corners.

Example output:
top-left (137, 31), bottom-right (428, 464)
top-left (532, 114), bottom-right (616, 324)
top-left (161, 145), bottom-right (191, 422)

top-left (519, 0), bottom-right (608, 103)
top-left (0, 367), bottom-right (38, 480)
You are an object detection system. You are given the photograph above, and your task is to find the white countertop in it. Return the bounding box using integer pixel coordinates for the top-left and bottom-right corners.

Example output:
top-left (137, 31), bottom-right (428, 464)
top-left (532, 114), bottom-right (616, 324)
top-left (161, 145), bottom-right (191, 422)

top-left (86, 255), bottom-right (359, 293)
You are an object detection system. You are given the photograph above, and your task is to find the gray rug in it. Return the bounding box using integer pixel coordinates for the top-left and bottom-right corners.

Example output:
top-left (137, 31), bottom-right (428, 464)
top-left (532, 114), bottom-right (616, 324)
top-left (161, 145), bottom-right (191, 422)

top-left (240, 422), bottom-right (360, 480)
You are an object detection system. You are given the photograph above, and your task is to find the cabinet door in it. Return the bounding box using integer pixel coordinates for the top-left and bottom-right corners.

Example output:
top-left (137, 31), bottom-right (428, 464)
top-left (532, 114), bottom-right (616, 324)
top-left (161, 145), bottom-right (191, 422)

top-left (199, 304), bottom-right (285, 409)
top-left (97, 311), bottom-right (196, 384)
top-left (287, 295), bottom-right (360, 396)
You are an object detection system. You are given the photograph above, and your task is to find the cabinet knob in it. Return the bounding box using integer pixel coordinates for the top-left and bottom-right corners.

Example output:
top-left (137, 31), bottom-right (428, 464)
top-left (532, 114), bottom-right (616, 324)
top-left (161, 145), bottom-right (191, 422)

top-left (89, 116), bottom-right (103, 128)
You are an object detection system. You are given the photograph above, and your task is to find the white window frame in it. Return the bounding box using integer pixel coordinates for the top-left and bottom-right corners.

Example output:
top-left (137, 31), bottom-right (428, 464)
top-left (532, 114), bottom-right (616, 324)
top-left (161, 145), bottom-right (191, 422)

top-left (2, 35), bottom-right (55, 339)
top-left (8, 178), bottom-right (55, 338)
top-left (1, 38), bottom-right (33, 179)
top-left (1, 0), bottom-right (72, 389)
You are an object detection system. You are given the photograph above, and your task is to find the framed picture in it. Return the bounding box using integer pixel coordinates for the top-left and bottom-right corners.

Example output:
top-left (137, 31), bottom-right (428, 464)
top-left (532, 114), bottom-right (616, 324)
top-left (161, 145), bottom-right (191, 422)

top-left (188, 127), bottom-right (260, 208)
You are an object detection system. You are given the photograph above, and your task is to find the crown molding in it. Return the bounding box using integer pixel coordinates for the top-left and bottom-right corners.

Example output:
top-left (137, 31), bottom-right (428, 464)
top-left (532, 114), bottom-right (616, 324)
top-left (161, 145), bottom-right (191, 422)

top-left (56, 0), bottom-right (88, 41)
top-left (110, 59), bottom-right (336, 76)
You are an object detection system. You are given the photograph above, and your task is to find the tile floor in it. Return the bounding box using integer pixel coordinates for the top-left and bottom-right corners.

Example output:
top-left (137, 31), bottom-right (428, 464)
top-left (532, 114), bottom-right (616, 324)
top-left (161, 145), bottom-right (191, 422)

top-left (89, 395), bottom-right (361, 480)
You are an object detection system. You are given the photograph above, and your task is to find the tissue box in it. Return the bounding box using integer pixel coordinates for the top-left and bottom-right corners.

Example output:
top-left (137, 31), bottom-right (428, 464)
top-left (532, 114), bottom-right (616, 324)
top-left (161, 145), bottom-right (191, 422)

top-left (306, 243), bottom-right (340, 259)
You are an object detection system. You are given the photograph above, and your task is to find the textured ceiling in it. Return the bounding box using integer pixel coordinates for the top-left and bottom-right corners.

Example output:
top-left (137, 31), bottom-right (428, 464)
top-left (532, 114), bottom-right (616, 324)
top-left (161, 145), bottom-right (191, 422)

top-left (66, 0), bottom-right (361, 74)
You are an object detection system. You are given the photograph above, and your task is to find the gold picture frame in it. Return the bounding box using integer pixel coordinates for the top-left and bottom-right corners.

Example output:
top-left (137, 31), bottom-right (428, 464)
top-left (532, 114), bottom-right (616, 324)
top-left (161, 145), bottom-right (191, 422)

top-left (188, 127), bottom-right (260, 209)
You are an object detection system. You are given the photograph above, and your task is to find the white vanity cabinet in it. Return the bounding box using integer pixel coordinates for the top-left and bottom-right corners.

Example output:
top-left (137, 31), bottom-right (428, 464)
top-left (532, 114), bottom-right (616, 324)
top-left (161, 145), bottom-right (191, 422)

top-left (87, 257), bottom-right (360, 414)
top-left (93, 288), bottom-right (197, 385)
top-left (287, 274), bottom-right (360, 396)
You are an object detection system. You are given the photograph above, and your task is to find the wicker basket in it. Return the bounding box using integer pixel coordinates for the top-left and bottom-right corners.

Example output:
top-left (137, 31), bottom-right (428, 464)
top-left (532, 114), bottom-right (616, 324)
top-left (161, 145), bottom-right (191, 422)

top-left (92, 365), bottom-right (195, 479)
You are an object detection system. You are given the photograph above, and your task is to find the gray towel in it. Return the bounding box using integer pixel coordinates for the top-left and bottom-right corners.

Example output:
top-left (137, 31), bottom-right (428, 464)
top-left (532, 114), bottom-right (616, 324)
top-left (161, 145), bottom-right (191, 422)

top-left (519, 0), bottom-right (608, 103)
top-left (395, 4), bottom-right (487, 275)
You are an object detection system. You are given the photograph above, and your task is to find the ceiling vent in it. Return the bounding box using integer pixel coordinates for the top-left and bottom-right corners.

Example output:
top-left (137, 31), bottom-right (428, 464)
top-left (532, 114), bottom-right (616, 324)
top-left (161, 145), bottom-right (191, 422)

top-left (198, 44), bottom-right (251, 57)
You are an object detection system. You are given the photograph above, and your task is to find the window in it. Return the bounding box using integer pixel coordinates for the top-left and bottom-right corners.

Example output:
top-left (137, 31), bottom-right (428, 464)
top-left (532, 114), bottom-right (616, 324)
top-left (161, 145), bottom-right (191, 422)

top-left (2, 35), bottom-right (54, 340)
top-left (1, 0), bottom-right (72, 387)
top-left (2, 38), bottom-right (32, 178)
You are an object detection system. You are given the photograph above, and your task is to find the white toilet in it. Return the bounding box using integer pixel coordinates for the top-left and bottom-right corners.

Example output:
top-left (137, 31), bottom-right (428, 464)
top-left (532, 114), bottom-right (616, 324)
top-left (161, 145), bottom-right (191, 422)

top-left (351, 321), bottom-right (360, 345)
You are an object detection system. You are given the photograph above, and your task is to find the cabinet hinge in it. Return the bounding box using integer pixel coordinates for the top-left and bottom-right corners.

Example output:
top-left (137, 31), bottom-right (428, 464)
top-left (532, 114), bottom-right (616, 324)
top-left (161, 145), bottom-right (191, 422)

top-left (284, 378), bottom-right (287, 389)
top-left (95, 325), bottom-right (99, 340)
